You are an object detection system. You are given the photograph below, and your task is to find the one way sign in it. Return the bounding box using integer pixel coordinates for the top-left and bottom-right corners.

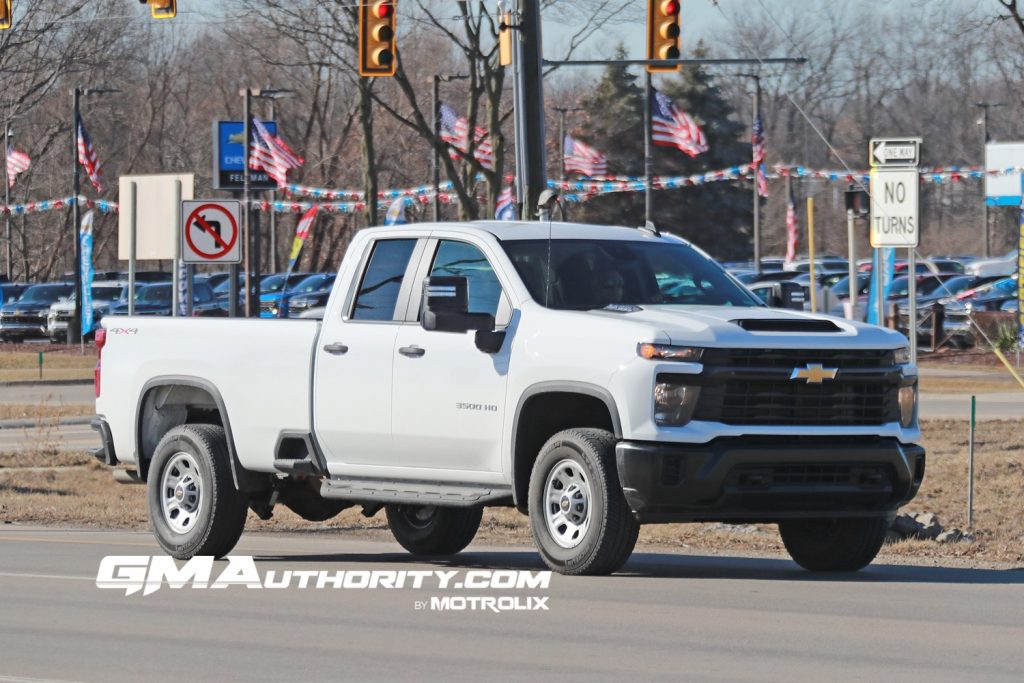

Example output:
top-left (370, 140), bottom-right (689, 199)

top-left (870, 138), bottom-right (921, 167)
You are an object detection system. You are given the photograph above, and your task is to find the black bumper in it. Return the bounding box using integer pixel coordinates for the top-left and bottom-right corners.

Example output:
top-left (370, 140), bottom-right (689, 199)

top-left (616, 436), bottom-right (925, 523)
top-left (90, 418), bottom-right (117, 466)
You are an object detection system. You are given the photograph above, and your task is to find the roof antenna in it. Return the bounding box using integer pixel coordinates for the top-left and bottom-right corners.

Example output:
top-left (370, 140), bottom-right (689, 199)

top-left (537, 189), bottom-right (560, 306)
top-left (640, 220), bottom-right (661, 237)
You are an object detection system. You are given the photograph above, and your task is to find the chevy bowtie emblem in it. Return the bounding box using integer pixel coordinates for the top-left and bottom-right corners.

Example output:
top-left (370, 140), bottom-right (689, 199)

top-left (790, 363), bottom-right (839, 383)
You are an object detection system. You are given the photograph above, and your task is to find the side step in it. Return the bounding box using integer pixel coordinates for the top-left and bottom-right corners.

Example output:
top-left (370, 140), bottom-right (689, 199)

top-left (321, 477), bottom-right (512, 507)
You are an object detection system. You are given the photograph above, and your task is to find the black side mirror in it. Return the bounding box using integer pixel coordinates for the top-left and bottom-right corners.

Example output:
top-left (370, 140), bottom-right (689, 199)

top-left (421, 276), bottom-right (494, 333)
top-left (772, 281), bottom-right (806, 310)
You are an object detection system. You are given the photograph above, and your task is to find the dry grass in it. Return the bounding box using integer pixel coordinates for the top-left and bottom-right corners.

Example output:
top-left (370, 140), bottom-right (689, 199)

top-left (1, 419), bottom-right (1021, 565)
top-left (919, 376), bottom-right (1023, 394)
top-left (0, 350), bottom-right (96, 382)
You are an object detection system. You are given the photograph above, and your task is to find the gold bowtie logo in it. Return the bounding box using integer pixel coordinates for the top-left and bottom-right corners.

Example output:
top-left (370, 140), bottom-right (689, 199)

top-left (790, 363), bottom-right (839, 383)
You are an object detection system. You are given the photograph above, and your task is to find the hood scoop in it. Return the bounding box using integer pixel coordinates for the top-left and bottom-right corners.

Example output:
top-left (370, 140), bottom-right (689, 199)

top-left (731, 318), bottom-right (842, 333)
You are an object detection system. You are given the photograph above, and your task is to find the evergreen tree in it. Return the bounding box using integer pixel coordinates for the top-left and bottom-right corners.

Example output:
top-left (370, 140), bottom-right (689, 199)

top-left (573, 44), bottom-right (752, 259)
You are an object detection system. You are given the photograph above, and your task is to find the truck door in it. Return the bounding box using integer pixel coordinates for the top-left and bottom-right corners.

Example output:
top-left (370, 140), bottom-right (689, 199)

top-left (390, 238), bottom-right (513, 475)
top-left (313, 237), bottom-right (425, 470)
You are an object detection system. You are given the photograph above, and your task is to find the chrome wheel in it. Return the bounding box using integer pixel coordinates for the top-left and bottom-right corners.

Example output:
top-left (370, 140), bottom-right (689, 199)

top-left (161, 452), bottom-right (202, 534)
top-left (544, 459), bottom-right (592, 549)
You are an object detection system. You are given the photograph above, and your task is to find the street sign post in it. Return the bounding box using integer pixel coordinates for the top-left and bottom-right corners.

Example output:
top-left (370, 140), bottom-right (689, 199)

top-left (181, 199), bottom-right (242, 264)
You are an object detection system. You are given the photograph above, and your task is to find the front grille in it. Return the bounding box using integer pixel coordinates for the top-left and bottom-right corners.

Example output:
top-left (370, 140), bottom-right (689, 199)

top-left (701, 348), bottom-right (894, 368)
top-left (3, 315), bottom-right (43, 325)
top-left (260, 301), bottom-right (276, 313)
top-left (732, 463), bottom-right (892, 490)
top-left (694, 378), bottom-right (898, 425)
top-left (56, 313), bottom-right (72, 322)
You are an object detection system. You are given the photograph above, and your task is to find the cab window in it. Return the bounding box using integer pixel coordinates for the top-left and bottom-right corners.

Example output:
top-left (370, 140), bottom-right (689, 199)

top-left (429, 240), bottom-right (502, 317)
top-left (351, 239), bottom-right (417, 321)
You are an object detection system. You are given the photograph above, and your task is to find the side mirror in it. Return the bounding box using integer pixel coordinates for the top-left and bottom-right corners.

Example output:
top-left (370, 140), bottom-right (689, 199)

top-left (771, 281), bottom-right (805, 310)
top-left (421, 276), bottom-right (494, 333)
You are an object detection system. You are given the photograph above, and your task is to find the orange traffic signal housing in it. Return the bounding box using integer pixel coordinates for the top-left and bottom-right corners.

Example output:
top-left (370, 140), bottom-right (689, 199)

top-left (646, 0), bottom-right (681, 73)
top-left (142, 0), bottom-right (177, 20)
top-left (0, 0), bottom-right (12, 30)
top-left (359, 1), bottom-right (397, 77)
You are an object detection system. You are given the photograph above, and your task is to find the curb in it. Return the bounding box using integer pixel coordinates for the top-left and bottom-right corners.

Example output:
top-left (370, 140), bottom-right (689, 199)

top-left (0, 416), bottom-right (95, 430)
top-left (0, 379), bottom-right (93, 387)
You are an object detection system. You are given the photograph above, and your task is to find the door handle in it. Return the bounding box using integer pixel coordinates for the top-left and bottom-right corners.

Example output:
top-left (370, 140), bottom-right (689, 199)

top-left (398, 345), bottom-right (426, 358)
top-left (323, 342), bottom-right (349, 355)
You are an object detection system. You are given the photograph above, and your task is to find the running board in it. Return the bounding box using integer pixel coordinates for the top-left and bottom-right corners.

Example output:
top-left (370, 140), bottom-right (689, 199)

top-left (320, 477), bottom-right (512, 507)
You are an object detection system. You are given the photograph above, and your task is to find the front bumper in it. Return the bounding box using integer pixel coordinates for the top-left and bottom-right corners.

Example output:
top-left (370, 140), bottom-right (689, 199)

top-left (616, 436), bottom-right (925, 523)
top-left (0, 320), bottom-right (48, 337)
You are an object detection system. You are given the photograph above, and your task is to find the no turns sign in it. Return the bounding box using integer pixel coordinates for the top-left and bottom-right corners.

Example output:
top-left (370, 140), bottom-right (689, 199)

top-left (869, 168), bottom-right (919, 248)
top-left (181, 200), bottom-right (242, 264)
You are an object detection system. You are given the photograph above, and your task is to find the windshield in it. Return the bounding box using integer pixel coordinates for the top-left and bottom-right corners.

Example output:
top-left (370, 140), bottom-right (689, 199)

top-left (92, 285), bottom-right (124, 300)
top-left (18, 284), bottom-right (72, 304)
top-left (136, 284), bottom-right (171, 303)
top-left (501, 239), bottom-right (761, 310)
top-left (259, 274), bottom-right (309, 294)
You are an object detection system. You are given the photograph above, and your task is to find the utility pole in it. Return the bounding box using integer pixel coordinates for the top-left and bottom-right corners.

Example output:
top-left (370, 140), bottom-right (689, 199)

top-left (517, 0), bottom-right (547, 218)
top-left (242, 88), bottom-right (253, 318)
top-left (644, 73), bottom-right (653, 223)
top-left (973, 101), bottom-right (1004, 258)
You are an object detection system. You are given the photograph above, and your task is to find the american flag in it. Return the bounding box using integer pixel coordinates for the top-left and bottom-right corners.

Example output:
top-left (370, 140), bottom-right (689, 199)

top-left (752, 112), bottom-right (768, 197)
top-left (785, 183), bottom-right (799, 262)
top-left (495, 185), bottom-right (516, 220)
top-left (5, 146), bottom-right (31, 189)
top-left (249, 116), bottom-right (304, 187)
top-left (650, 88), bottom-right (708, 157)
top-left (76, 116), bottom-right (103, 192)
top-left (439, 103), bottom-right (493, 170)
top-left (563, 135), bottom-right (608, 177)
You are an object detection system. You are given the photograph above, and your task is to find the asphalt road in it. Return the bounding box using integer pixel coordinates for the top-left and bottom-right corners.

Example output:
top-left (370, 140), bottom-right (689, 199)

top-left (0, 527), bottom-right (1021, 682)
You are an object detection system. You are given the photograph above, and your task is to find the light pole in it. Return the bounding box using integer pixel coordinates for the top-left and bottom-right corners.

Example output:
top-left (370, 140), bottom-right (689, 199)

top-left (71, 86), bottom-right (119, 345)
top-left (973, 101), bottom-right (1004, 258)
top-left (553, 106), bottom-right (584, 180)
top-left (738, 73), bottom-right (762, 270)
top-left (3, 117), bottom-right (17, 280)
top-left (252, 88), bottom-right (296, 274)
top-left (430, 74), bottom-right (469, 221)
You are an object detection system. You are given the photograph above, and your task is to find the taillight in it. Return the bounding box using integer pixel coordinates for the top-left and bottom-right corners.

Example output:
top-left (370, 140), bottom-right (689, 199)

top-left (94, 327), bottom-right (106, 398)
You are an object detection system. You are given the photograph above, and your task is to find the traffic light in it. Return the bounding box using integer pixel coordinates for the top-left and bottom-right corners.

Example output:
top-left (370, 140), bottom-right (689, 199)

top-left (358, 1), bottom-right (397, 77)
top-left (0, 1), bottom-right (12, 30)
top-left (140, 0), bottom-right (176, 20)
top-left (646, 0), bottom-right (681, 73)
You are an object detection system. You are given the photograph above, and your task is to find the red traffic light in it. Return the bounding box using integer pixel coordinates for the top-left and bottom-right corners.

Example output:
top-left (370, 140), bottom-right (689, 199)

top-left (660, 0), bottom-right (679, 16)
top-left (373, 1), bottom-right (393, 19)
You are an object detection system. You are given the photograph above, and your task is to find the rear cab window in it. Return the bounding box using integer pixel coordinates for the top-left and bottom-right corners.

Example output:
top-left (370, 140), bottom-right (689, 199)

top-left (350, 239), bottom-right (419, 321)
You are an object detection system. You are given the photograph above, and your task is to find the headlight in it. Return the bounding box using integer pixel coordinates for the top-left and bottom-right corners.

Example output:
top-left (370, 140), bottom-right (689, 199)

top-left (898, 382), bottom-right (917, 427)
top-left (638, 343), bottom-right (703, 362)
top-left (654, 382), bottom-right (700, 426)
top-left (894, 347), bottom-right (911, 365)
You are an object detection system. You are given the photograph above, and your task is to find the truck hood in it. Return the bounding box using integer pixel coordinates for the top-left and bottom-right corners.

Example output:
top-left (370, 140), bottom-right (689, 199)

top-left (584, 304), bottom-right (905, 349)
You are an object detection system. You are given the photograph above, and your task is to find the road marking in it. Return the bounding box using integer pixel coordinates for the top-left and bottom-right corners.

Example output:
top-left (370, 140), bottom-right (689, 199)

top-left (0, 571), bottom-right (93, 582)
top-left (0, 535), bottom-right (156, 548)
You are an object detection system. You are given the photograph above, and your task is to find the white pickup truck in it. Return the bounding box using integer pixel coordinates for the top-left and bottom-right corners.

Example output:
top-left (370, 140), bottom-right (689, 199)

top-left (93, 221), bottom-right (925, 575)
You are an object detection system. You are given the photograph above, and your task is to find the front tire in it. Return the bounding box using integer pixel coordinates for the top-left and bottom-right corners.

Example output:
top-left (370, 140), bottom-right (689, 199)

top-left (147, 424), bottom-right (248, 560)
top-left (385, 504), bottom-right (482, 556)
top-left (779, 516), bottom-right (889, 572)
top-left (528, 428), bottom-right (639, 576)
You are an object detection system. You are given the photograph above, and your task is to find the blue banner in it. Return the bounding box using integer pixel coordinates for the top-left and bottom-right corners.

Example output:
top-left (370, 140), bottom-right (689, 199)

top-left (80, 211), bottom-right (94, 334)
top-left (866, 247), bottom-right (895, 325)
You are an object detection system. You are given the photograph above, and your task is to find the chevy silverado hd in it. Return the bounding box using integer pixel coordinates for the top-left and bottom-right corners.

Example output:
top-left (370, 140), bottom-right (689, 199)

top-left (93, 221), bottom-right (924, 575)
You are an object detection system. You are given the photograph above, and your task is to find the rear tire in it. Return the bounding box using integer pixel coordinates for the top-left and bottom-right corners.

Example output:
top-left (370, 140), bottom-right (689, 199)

top-left (147, 424), bottom-right (248, 560)
top-left (528, 428), bottom-right (639, 576)
top-left (779, 516), bottom-right (889, 572)
top-left (385, 504), bottom-right (482, 556)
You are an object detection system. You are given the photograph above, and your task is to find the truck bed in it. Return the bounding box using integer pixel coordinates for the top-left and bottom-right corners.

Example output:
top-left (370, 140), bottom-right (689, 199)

top-left (96, 316), bottom-right (319, 473)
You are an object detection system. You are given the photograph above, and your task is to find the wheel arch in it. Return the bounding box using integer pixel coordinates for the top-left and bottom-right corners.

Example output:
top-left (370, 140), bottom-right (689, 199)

top-left (135, 376), bottom-right (266, 491)
top-left (510, 381), bottom-right (622, 512)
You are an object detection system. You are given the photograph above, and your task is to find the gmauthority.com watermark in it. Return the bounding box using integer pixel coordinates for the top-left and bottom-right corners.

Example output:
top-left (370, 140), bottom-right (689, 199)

top-left (96, 556), bottom-right (551, 612)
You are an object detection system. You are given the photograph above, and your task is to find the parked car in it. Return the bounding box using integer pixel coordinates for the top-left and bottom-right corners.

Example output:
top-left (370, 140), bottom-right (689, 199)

top-left (0, 282), bottom-right (29, 304)
top-left (47, 282), bottom-right (127, 343)
top-left (966, 250), bottom-right (1016, 278)
top-left (257, 273), bottom-right (315, 317)
top-left (277, 273), bottom-right (337, 318)
top-left (0, 283), bottom-right (74, 342)
top-left (107, 282), bottom-right (220, 316)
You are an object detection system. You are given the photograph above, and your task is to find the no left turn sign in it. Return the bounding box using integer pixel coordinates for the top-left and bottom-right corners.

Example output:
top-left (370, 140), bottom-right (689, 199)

top-left (181, 200), bottom-right (242, 264)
